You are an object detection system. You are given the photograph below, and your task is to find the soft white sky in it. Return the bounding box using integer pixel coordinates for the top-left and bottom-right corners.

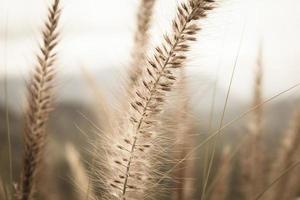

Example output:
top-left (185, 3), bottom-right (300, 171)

top-left (0, 0), bottom-right (300, 101)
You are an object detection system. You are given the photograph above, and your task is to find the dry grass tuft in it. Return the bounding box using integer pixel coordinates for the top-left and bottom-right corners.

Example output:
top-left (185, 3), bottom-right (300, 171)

top-left (18, 0), bottom-right (61, 199)
top-left (5, 0), bottom-right (300, 200)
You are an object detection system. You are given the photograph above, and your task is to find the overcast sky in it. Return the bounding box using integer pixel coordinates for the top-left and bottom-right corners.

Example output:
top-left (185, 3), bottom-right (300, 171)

top-left (1, 0), bottom-right (300, 101)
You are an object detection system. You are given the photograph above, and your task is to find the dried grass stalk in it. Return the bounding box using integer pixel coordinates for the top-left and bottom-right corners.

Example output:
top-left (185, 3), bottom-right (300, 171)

top-left (19, 1), bottom-right (61, 199)
top-left (239, 45), bottom-right (266, 200)
top-left (128, 0), bottom-right (156, 87)
top-left (99, 1), bottom-right (217, 199)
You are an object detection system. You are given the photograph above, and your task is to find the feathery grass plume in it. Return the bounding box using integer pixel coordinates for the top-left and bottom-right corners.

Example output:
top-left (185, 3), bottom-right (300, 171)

top-left (128, 0), bottom-right (156, 87)
top-left (121, 0), bottom-right (156, 123)
top-left (171, 70), bottom-right (196, 200)
top-left (265, 108), bottom-right (300, 200)
top-left (239, 44), bottom-right (266, 200)
top-left (65, 144), bottom-right (97, 200)
top-left (18, 0), bottom-right (61, 199)
top-left (209, 146), bottom-right (231, 200)
top-left (99, 1), bottom-right (217, 199)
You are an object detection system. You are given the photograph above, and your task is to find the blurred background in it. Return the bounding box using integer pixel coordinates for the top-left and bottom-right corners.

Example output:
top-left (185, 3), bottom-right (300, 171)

top-left (1, 0), bottom-right (300, 199)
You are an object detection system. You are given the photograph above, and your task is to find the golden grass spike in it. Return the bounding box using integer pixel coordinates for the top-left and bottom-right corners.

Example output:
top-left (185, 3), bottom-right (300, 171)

top-left (19, 0), bottom-right (61, 199)
top-left (265, 108), bottom-right (300, 200)
top-left (210, 146), bottom-right (231, 200)
top-left (239, 43), bottom-right (266, 200)
top-left (128, 0), bottom-right (156, 87)
top-left (99, 1), bottom-right (217, 199)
